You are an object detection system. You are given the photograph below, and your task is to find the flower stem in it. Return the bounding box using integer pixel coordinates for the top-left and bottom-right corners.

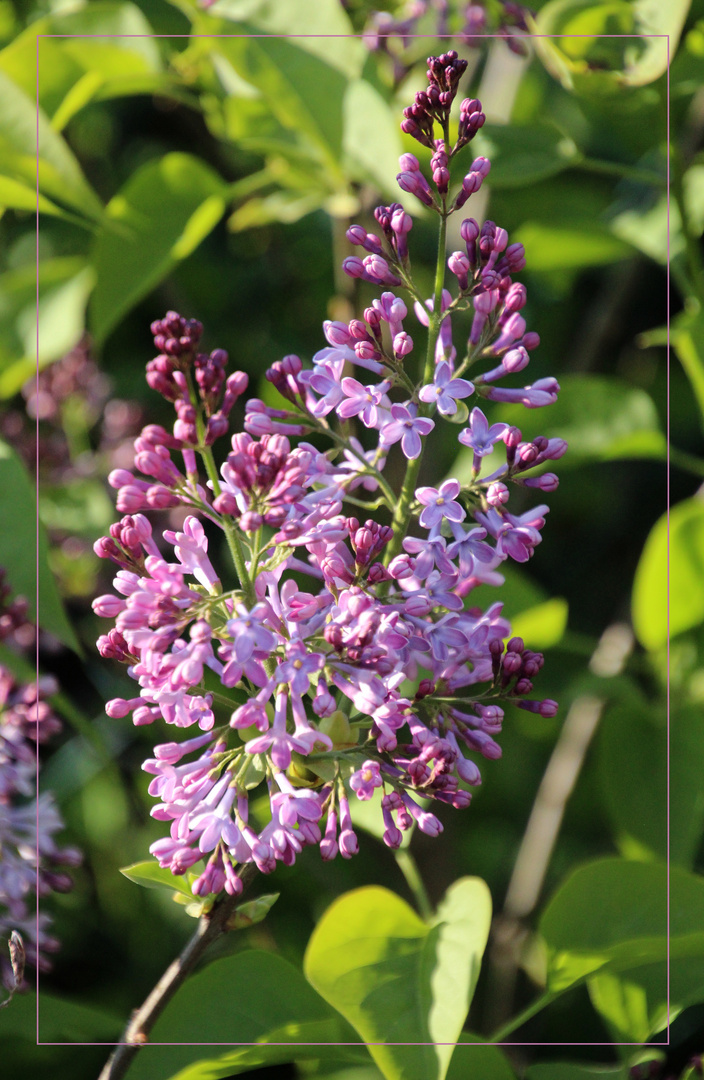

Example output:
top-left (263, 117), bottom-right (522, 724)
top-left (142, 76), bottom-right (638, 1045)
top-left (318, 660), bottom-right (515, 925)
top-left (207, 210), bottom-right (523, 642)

top-left (488, 989), bottom-right (556, 1043)
top-left (199, 445), bottom-right (256, 608)
top-left (394, 847), bottom-right (433, 922)
top-left (97, 865), bottom-right (258, 1080)
top-left (385, 208), bottom-right (447, 564)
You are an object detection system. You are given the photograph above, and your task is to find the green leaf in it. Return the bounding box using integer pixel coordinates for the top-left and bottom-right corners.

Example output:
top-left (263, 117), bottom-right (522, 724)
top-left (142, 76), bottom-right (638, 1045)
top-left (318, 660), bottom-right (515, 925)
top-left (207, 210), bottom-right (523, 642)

top-left (494, 375), bottom-right (665, 464)
top-left (670, 705), bottom-right (704, 868)
top-left (205, 0), bottom-right (363, 78)
top-left (598, 704), bottom-right (666, 861)
top-left (471, 124), bottom-right (579, 189)
top-left (632, 497), bottom-right (704, 650)
top-left (213, 34), bottom-right (348, 186)
top-left (0, 3), bottom-right (165, 128)
top-left (156, 1022), bottom-right (368, 1080)
top-left (0, 70), bottom-right (103, 221)
top-left (531, 0), bottom-right (689, 92)
top-left (0, 175), bottom-right (69, 217)
top-left (510, 598), bottom-right (568, 649)
top-left (120, 860), bottom-right (196, 900)
top-left (526, 1066), bottom-right (624, 1080)
top-left (514, 222), bottom-right (634, 271)
top-left (0, 990), bottom-right (121, 1042)
top-left (445, 1034), bottom-right (516, 1079)
top-left (127, 951), bottom-right (352, 1080)
top-left (0, 438), bottom-right (81, 653)
top-left (343, 79), bottom-right (403, 199)
top-left (304, 879), bottom-right (492, 1080)
top-left (90, 152), bottom-right (227, 343)
top-left (228, 189), bottom-right (325, 230)
top-left (671, 308), bottom-right (704, 430)
top-left (539, 859), bottom-right (704, 993)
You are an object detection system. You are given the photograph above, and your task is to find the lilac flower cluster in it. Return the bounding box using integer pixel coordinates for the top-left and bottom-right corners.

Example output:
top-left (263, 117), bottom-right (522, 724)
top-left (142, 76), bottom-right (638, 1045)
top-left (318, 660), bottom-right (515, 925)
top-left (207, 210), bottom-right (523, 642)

top-left (360, 0), bottom-right (533, 84)
top-left (94, 56), bottom-right (564, 901)
top-left (0, 576), bottom-right (80, 990)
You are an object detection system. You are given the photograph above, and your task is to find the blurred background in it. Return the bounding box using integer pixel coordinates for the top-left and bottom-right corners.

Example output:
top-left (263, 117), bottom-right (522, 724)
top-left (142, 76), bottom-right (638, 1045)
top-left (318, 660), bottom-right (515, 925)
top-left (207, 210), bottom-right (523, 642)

top-left (0, 0), bottom-right (701, 1077)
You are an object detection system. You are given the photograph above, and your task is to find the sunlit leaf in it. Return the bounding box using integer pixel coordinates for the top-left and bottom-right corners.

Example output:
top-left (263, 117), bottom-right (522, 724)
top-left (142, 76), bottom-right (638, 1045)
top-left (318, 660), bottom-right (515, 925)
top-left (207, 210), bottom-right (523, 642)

top-left (515, 222), bottom-right (634, 270)
top-left (90, 152), bottom-right (227, 343)
top-left (127, 951), bottom-right (354, 1080)
top-left (510, 598), bottom-right (568, 649)
top-left (471, 123), bottom-right (579, 189)
top-left (0, 438), bottom-right (81, 653)
top-left (343, 79), bottom-right (404, 199)
top-left (539, 859), bottom-right (704, 993)
top-left (304, 880), bottom-right (492, 1080)
top-left (632, 497), bottom-right (704, 651)
top-left (0, 70), bottom-right (103, 220)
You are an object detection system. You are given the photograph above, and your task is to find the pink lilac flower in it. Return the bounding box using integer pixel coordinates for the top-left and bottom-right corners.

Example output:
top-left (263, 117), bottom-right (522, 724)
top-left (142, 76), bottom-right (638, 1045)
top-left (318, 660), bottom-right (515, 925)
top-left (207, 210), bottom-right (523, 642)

top-left (416, 480), bottom-right (466, 529)
top-left (418, 361), bottom-right (474, 415)
top-left (381, 404), bottom-right (435, 459)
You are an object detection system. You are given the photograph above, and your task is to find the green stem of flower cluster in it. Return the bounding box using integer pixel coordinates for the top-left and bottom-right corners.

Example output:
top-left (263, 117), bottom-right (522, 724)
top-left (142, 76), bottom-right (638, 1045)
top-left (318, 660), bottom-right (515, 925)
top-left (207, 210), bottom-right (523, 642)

top-left (199, 444), bottom-right (256, 608)
top-left (385, 209), bottom-right (448, 565)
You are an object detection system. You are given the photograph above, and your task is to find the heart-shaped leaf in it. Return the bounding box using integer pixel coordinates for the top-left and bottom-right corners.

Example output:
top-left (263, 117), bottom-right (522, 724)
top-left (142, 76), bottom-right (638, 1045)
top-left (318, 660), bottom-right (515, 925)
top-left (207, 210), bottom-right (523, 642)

top-left (304, 879), bottom-right (492, 1080)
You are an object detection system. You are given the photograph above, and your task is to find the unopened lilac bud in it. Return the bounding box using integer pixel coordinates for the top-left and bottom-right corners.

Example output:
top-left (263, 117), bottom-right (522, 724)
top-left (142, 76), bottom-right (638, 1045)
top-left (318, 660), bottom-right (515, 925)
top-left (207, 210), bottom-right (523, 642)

top-left (523, 473), bottom-right (560, 492)
top-left (448, 251), bottom-right (470, 290)
top-left (324, 320), bottom-right (353, 347)
top-left (487, 481), bottom-right (509, 506)
top-left (393, 332), bottom-right (414, 357)
top-left (396, 171), bottom-right (434, 208)
top-left (503, 346), bottom-right (529, 373)
top-left (342, 256), bottom-right (365, 279)
top-left (390, 208), bottom-right (413, 259)
top-left (363, 255), bottom-right (402, 286)
top-left (522, 331), bottom-right (540, 351)
top-left (399, 153), bottom-right (421, 172)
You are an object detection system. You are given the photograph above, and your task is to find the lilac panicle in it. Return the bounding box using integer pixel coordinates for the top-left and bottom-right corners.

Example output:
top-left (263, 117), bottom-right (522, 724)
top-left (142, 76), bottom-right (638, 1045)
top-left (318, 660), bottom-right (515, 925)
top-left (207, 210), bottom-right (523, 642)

top-left (94, 61), bottom-right (564, 901)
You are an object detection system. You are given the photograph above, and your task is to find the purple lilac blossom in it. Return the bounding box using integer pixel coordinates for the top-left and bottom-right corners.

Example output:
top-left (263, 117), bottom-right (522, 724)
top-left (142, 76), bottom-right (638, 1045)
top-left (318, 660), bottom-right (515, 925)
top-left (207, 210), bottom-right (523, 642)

top-left (95, 57), bottom-right (564, 900)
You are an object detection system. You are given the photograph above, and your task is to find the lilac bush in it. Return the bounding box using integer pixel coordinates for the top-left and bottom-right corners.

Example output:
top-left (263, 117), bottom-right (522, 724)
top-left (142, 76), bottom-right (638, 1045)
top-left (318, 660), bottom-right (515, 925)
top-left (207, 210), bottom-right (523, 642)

top-left (0, 572), bottom-right (80, 995)
top-left (93, 53), bottom-right (565, 902)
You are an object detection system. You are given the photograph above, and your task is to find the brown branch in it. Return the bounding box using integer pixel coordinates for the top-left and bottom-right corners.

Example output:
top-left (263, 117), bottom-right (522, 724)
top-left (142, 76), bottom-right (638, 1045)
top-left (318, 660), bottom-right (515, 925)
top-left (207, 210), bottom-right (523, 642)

top-left (97, 863), bottom-right (258, 1080)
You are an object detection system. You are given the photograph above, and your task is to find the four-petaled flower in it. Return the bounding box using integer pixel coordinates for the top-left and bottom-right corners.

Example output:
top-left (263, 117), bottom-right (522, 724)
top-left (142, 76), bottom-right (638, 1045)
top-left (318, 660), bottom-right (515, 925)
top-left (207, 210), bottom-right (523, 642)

top-left (418, 361), bottom-right (474, 416)
top-left (416, 479), bottom-right (466, 529)
top-left (381, 404), bottom-right (435, 460)
top-left (458, 407), bottom-right (507, 456)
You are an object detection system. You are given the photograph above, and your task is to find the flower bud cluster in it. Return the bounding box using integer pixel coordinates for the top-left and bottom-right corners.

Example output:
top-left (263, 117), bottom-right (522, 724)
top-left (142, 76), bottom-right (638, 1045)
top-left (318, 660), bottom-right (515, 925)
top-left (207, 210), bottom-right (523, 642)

top-left (94, 76), bottom-right (564, 900)
top-left (0, 574), bottom-right (80, 989)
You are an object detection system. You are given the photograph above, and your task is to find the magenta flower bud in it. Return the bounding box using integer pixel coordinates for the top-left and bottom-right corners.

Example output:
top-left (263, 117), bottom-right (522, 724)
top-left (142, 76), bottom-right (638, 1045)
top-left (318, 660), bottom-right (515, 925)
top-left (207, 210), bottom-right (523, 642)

top-left (146, 486), bottom-right (180, 509)
top-left (240, 511), bottom-right (263, 533)
top-left (448, 251), bottom-right (470, 290)
top-left (433, 165), bottom-right (450, 193)
top-left (206, 413), bottom-right (228, 444)
top-left (396, 171), bottom-right (434, 208)
top-left (523, 473), bottom-right (560, 492)
top-left (522, 331), bottom-right (541, 351)
top-left (342, 256), bottom-right (365, 279)
top-left (399, 152), bottom-right (420, 172)
top-left (487, 481), bottom-right (509, 506)
top-left (105, 698), bottom-right (135, 718)
top-left (390, 207), bottom-right (413, 258)
top-left (393, 332), bottom-right (414, 357)
top-left (503, 346), bottom-right (529, 373)
top-left (324, 320), bottom-right (353, 346)
top-left (346, 225), bottom-right (384, 255)
top-left (363, 255), bottom-right (402, 286)
top-left (108, 469), bottom-right (135, 489)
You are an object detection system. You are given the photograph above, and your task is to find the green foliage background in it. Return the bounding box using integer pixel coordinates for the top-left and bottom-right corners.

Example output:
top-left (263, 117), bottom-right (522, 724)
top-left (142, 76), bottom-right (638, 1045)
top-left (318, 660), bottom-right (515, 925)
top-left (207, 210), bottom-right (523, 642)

top-left (0, 0), bottom-right (701, 1077)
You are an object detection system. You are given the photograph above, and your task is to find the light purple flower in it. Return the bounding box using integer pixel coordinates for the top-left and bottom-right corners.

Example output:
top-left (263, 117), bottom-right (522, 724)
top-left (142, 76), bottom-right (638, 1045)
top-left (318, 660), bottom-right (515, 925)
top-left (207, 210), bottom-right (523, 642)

top-left (338, 378), bottom-right (391, 428)
top-left (418, 361), bottom-right (474, 416)
top-left (458, 407), bottom-right (507, 456)
top-left (381, 404), bottom-right (434, 460)
top-left (416, 479), bottom-right (466, 529)
top-left (349, 760), bottom-right (383, 800)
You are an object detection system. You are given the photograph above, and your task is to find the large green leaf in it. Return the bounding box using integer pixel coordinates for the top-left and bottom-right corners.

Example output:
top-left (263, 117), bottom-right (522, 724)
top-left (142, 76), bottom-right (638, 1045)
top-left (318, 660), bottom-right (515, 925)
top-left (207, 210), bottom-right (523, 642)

top-left (539, 860), bottom-right (704, 993)
top-left (510, 598), bottom-right (568, 649)
top-left (598, 704), bottom-right (666, 861)
top-left (445, 1035), bottom-right (516, 1079)
top-left (213, 34), bottom-right (349, 186)
top-left (0, 257), bottom-right (96, 396)
top-left (0, 70), bottom-right (103, 220)
top-left (90, 152), bottom-right (227, 343)
top-left (526, 1066), bottom-right (624, 1080)
top-left (671, 308), bottom-right (704, 431)
top-left (600, 702), bottom-right (704, 868)
top-left (632, 497), bottom-right (704, 651)
top-left (343, 79), bottom-right (403, 199)
top-left (515, 222), bottom-right (634, 271)
top-left (127, 951), bottom-right (352, 1080)
top-left (304, 879), bottom-right (492, 1080)
top-left (206, 0), bottom-right (363, 78)
top-left (0, 3), bottom-right (169, 129)
top-left (531, 0), bottom-right (689, 92)
top-left (0, 438), bottom-right (81, 653)
top-left (0, 990), bottom-right (121, 1041)
top-left (471, 124), bottom-right (579, 189)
